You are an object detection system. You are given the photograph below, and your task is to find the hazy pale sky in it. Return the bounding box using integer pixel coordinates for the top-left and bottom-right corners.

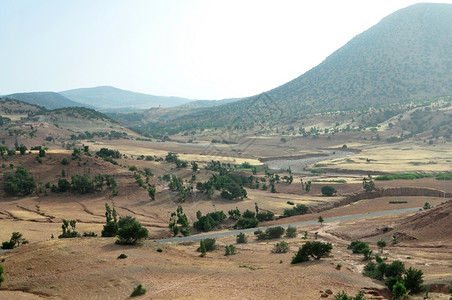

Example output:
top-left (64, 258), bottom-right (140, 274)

top-left (1, 0), bottom-right (451, 99)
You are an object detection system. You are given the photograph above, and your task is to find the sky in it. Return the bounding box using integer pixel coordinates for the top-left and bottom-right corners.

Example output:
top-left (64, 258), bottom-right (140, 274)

top-left (1, 0), bottom-right (452, 100)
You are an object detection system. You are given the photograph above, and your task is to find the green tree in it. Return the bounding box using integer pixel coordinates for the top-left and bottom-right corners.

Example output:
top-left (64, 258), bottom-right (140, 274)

top-left (318, 216), bottom-right (324, 226)
top-left (321, 185), bottom-right (336, 196)
top-left (224, 244), bottom-right (236, 256)
top-left (191, 161), bottom-right (198, 172)
top-left (362, 175), bottom-right (375, 192)
top-left (285, 226), bottom-right (297, 238)
top-left (116, 216), bottom-right (149, 245)
top-left (392, 281), bottom-right (407, 299)
top-left (236, 232), bottom-right (248, 243)
top-left (377, 239), bottom-right (387, 253)
top-left (58, 219), bottom-right (80, 238)
top-left (291, 241), bottom-right (332, 264)
top-left (102, 203), bottom-right (118, 237)
top-left (169, 205), bottom-right (190, 236)
top-left (148, 185), bottom-right (156, 200)
top-left (403, 267), bottom-right (423, 294)
top-left (4, 166), bottom-right (36, 196)
top-left (130, 284), bottom-right (146, 297)
top-left (18, 145), bottom-right (27, 155)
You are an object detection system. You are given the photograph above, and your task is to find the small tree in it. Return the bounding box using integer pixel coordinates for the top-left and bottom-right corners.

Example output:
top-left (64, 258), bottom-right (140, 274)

top-left (423, 202), bottom-right (431, 210)
top-left (377, 239), bottom-right (387, 253)
top-left (285, 226), bottom-right (297, 238)
top-left (318, 216), bottom-right (324, 226)
top-left (361, 247), bottom-right (373, 261)
top-left (148, 185), bottom-right (156, 200)
top-left (321, 185), bottom-right (336, 196)
top-left (272, 241), bottom-right (289, 253)
top-left (236, 232), bottom-right (248, 243)
top-left (116, 216), bottom-right (149, 245)
top-left (392, 281), bottom-right (407, 299)
top-left (291, 241), bottom-right (332, 264)
top-left (102, 203), bottom-right (118, 237)
top-left (225, 244), bottom-right (236, 256)
top-left (197, 238), bottom-right (217, 253)
top-left (130, 284), bottom-right (146, 297)
top-left (403, 267), bottom-right (423, 294)
top-left (58, 219), bottom-right (80, 238)
top-left (362, 175), bottom-right (375, 192)
top-left (169, 205), bottom-right (190, 237)
top-left (3, 166), bottom-right (36, 196)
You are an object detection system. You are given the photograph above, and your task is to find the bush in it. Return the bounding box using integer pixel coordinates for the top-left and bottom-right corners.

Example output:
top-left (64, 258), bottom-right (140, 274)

top-left (236, 232), bottom-right (248, 244)
top-left (321, 185), bottom-right (337, 196)
top-left (291, 241), bottom-right (332, 264)
top-left (116, 216), bottom-right (149, 245)
top-left (285, 226), bottom-right (297, 238)
top-left (257, 226), bottom-right (285, 240)
top-left (404, 267), bottom-right (424, 293)
top-left (256, 211), bottom-right (274, 222)
top-left (193, 210), bottom-right (227, 232)
top-left (333, 290), bottom-right (365, 300)
top-left (347, 240), bottom-right (369, 254)
top-left (3, 166), bottom-right (36, 196)
top-left (117, 253), bottom-right (128, 259)
top-left (233, 217), bottom-right (259, 229)
top-left (283, 204), bottom-right (308, 218)
top-left (272, 241), bottom-right (289, 253)
top-left (58, 219), bottom-right (80, 238)
top-left (197, 238), bottom-right (218, 252)
top-left (61, 158), bottom-right (69, 165)
top-left (224, 244), bottom-right (236, 256)
top-left (82, 232), bottom-right (97, 237)
top-left (130, 284), bottom-right (146, 297)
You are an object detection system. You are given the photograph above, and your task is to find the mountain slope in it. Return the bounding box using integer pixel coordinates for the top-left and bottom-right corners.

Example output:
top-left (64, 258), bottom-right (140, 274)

top-left (5, 92), bottom-right (88, 110)
top-left (60, 86), bottom-right (193, 109)
top-left (142, 3), bottom-right (452, 134)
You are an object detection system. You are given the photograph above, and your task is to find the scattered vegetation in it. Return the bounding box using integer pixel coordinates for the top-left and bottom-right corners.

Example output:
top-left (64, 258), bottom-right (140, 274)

top-left (283, 204), bottom-right (308, 218)
top-left (194, 210), bottom-right (227, 232)
top-left (169, 205), bottom-right (190, 236)
top-left (1, 232), bottom-right (28, 249)
top-left (236, 232), bottom-right (248, 244)
top-left (272, 241), bottom-right (289, 253)
top-left (255, 226), bottom-right (285, 240)
top-left (3, 166), bottom-right (36, 196)
top-left (224, 244), bottom-right (236, 256)
top-left (58, 219), bottom-right (80, 238)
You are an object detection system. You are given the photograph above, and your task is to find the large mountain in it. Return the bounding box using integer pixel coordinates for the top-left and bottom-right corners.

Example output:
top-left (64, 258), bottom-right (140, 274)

top-left (144, 3), bottom-right (452, 133)
top-left (5, 92), bottom-right (87, 110)
top-left (60, 86), bottom-right (193, 110)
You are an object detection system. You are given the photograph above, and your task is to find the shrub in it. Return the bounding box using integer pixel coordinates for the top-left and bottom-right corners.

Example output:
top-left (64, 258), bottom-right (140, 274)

top-left (82, 232), bottom-right (97, 237)
top-left (272, 241), bottom-right (289, 253)
top-left (116, 216), bottom-right (149, 245)
top-left (285, 226), bottom-right (297, 238)
top-left (61, 158), bottom-right (69, 165)
top-left (233, 217), bottom-right (259, 229)
top-left (236, 232), bottom-right (248, 244)
top-left (257, 226), bottom-right (285, 240)
top-left (197, 238), bottom-right (218, 252)
top-left (193, 210), bottom-right (227, 232)
top-left (58, 219), bottom-right (80, 238)
top-left (130, 284), bottom-right (146, 297)
top-left (291, 241), bottom-right (332, 264)
top-left (156, 248), bottom-right (163, 252)
top-left (347, 240), bottom-right (369, 254)
top-left (117, 253), bottom-right (128, 259)
top-left (321, 185), bottom-right (337, 196)
top-left (333, 290), bottom-right (365, 300)
top-left (256, 211), bottom-right (275, 222)
top-left (283, 204), bottom-right (308, 217)
top-left (404, 267), bottom-right (424, 293)
top-left (225, 244), bottom-right (236, 256)
top-left (392, 281), bottom-right (406, 299)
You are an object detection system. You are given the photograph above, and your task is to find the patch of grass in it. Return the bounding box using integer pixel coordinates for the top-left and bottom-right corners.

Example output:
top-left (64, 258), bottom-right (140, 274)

top-left (389, 200), bottom-right (408, 204)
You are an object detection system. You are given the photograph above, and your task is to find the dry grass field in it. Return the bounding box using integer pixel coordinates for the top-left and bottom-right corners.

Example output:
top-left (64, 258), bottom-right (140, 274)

top-left (1, 112), bottom-right (452, 299)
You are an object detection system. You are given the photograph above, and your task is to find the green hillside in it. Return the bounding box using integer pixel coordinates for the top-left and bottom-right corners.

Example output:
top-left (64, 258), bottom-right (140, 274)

top-left (134, 3), bottom-right (452, 136)
top-left (5, 92), bottom-right (87, 110)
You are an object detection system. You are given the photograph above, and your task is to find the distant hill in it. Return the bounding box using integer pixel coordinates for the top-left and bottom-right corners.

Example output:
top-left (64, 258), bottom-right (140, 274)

top-left (137, 3), bottom-right (452, 135)
top-left (60, 86), bottom-right (193, 109)
top-left (5, 92), bottom-right (87, 110)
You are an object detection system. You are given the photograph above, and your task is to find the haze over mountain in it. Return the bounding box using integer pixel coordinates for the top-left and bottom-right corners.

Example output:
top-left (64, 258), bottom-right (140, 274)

top-left (5, 92), bottom-right (88, 110)
top-left (142, 3), bottom-right (452, 133)
top-left (60, 86), bottom-right (193, 110)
